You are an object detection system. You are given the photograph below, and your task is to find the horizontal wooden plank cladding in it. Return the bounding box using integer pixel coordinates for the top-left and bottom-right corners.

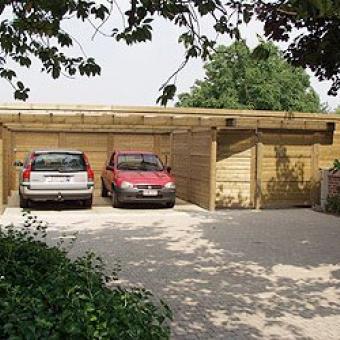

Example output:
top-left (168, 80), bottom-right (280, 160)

top-left (319, 131), bottom-right (340, 169)
top-left (231, 118), bottom-right (335, 131)
top-left (172, 132), bottom-right (190, 201)
top-left (217, 131), bottom-right (256, 159)
top-left (263, 145), bottom-right (312, 158)
top-left (216, 132), bottom-right (254, 208)
top-left (171, 129), bottom-right (214, 209)
top-left (14, 132), bottom-right (59, 150)
top-left (260, 131), bottom-right (333, 146)
top-left (259, 132), bottom-right (313, 207)
top-left (216, 183), bottom-right (251, 208)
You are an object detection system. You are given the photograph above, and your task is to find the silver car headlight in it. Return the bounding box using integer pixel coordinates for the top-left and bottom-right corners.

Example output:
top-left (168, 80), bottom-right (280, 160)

top-left (164, 182), bottom-right (176, 189)
top-left (120, 181), bottom-right (134, 189)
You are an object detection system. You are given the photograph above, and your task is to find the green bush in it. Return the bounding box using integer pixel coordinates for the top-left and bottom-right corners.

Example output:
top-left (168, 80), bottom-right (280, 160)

top-left (326, 195), bottom-right (340, 214)
top-left (0, 213), bottom-right (172, 339)
top-left (333, 159), bottom-right (340, 171)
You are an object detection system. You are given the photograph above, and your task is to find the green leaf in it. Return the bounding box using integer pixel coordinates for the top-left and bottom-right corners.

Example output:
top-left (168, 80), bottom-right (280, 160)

top-left (156, 84), bottom-right (177, 106)
top-left (251, 44), bottom-right (270, 60)
top-left (243, 8), bottom-right (252, 24)
top-left (17, 81), bottom-right (24, 90)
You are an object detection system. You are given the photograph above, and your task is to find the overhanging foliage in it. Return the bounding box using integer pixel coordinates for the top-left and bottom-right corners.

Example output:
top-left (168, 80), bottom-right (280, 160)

top-left (0, 1), bottom-right (339, 104)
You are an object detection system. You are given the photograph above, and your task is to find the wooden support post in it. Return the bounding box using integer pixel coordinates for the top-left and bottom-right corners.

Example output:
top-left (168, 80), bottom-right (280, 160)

top-left (107, 133), bottom-right (115, 158)
top-left (255, 133), bottom-right (264, 209)
top-left (209, 128), bottom-right (217, 211)
top-left (0, 126), bottom-right (3, 213)
top-left (8, 130), bottom-right (15, 197)
top-left (187, 130), bottom-right (193, 203)
top-left (2, 127), bottom-right (10, 205)
top-left (169, 133), bottom-right (174, 168)
top-left (310, 134), bottom-right (320, 205)
top-left (250, 144), bottom-right (257, 208)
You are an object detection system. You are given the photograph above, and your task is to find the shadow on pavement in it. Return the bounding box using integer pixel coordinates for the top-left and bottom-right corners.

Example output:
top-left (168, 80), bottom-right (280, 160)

top-left (4, 204), bottom-right (339, 339)
top-left (39, 208), bottom-right (340, 339)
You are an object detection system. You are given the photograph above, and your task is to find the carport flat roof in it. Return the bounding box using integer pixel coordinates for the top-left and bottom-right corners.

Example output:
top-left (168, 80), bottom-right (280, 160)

top-left (0, 103), bottom-right (339, 120)
top-left (0, 103), bottom-right (338, 132)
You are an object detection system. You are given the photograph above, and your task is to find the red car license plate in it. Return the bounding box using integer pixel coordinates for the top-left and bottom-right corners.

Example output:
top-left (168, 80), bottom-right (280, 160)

top-left (142, 189), bottom-right (158, 196)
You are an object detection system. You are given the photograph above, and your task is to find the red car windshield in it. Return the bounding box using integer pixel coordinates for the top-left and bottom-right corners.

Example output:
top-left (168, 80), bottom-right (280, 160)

top-left (117, 154), bottom-right (164, 171)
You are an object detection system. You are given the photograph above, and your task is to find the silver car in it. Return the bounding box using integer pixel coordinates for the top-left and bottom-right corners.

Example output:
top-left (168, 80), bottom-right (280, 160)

top-left (17, 150), bottom-right (94, 208)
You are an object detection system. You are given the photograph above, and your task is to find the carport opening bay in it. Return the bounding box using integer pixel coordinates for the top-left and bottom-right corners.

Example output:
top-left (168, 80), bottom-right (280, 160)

top-left (0, 104), bottom-right (338, 211)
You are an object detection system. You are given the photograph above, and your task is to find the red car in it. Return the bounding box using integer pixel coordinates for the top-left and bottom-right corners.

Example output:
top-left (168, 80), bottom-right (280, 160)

top-left (101, 151), bottom-right (176, 208)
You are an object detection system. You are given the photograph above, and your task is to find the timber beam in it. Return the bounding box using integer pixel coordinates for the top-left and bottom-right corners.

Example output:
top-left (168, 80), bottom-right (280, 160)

top-left (219, 118), bottom-right (335, 132)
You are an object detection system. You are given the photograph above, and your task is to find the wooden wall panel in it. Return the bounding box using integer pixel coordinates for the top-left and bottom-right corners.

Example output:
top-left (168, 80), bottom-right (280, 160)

top-left (0, 128), bottom-right (3, 210)
top-left (216, 131), bottom-right (255, 208)
top-left (63, 133), bottom-right (108, 192)
top-left (171, 129), bottom-right (215, 209)
top-left (113, 134), bottom-right (154, 151)
top-left (190, 130), bottom-right (215, 210)
top-left (15, 132), bottom-right (59, 150)
top-left (12, 132), bottom-right (59, 191)
top-left (260, 136), bottom-right (313, 208)
top-left (319, 130), bottom-right (340, 169)
top-left (0, 125), bottom-right (8, 207)
top-left (2, 128), bottom-right (10, 203)
top-left (158, 134), bottom-right (171, 165)
top-left (171, 132), bottom-right (189, 201)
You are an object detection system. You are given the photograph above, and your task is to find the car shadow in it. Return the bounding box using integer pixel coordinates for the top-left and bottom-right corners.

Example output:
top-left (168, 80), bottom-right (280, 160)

top-left (27, 200), bottom-right (90, 211)
top-left (27, 199), bottom-right (175, 212)
top-left (98, 196), bottom-right (181, 210)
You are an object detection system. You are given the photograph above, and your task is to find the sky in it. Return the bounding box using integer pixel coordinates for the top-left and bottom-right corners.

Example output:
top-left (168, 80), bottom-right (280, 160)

top-left (0, 6), bottom-right (339, 111)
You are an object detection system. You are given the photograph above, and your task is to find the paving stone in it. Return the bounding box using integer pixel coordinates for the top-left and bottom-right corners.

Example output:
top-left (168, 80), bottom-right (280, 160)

top-left (1, 207), bottom-right (340, 339)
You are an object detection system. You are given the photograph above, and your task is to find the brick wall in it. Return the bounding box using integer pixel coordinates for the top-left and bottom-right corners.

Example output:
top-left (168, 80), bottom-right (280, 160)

top-left (328, 171), bottom-right (340, 197)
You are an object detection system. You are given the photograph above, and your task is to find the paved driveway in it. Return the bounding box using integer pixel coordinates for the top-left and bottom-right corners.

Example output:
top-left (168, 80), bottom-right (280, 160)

top-left (1, 204), bottom-right (340, 340)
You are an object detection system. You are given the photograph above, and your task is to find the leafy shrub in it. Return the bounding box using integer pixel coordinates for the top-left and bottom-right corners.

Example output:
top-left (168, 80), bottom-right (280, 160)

top-left (333, 159), bottom-right (340, 171)
top-left (326, 195), bottom-right (340, 214)
top-left (0, 212), bottom-right (172, 339)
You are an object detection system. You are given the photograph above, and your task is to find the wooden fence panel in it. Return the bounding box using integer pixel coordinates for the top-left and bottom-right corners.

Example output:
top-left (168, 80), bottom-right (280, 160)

top-left (260, 135), bottom-right (312, 208)
top-left (191, 130), bottom-right (215, 210)
top-left (63, 133), bottom-right (108, 192)
top-left (171, 129), bottom-right (216, 210)
top-left (319, 130), bottom-right (340, 169)
top-left (12, 132), bottom-right (59, 191)
top-left (171, 132), bottom-right (190, 201)
top-left (216, 131), bottom-right (256, 208)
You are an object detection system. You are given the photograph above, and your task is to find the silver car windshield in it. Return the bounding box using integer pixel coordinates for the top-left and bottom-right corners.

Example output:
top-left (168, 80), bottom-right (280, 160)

top-left (31, 153), bottom-right (86, 172)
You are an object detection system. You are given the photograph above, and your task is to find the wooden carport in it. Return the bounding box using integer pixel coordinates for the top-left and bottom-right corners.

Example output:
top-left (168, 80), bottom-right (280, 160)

top-left (171, 118), bottom-right (335, 210)
top-left (0, 104), bottom-right (338, 211)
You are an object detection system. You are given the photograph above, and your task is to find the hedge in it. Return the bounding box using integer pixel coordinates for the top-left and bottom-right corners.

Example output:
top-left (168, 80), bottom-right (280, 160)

top-left (0, 212), bottom-right (172, 339)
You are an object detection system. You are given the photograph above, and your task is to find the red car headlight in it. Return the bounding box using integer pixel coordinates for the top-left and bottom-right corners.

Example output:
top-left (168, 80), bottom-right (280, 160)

top-left (164, 182), bottom-right (176, 189)
top-left (120, 181), bottom-right (134, 189)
